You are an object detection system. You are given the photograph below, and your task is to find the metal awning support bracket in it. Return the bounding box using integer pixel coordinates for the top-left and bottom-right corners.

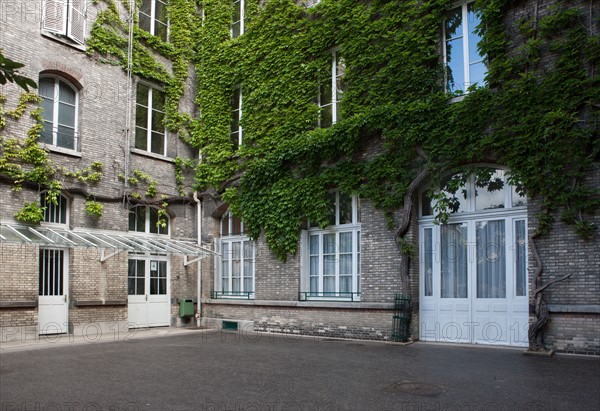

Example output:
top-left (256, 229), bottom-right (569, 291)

top-left (184, 255), bottom-right (203, 267)
top-left (100, 249), bottom-right (122, 262)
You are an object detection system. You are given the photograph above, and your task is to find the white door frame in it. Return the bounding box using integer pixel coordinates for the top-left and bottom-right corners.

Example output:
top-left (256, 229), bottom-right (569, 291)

top-left (127, 254), bottom-right (171, 328)
top-left (38, 247), bottom-right (69, 335)
top-left (419, 212), bottom-right (529, 347)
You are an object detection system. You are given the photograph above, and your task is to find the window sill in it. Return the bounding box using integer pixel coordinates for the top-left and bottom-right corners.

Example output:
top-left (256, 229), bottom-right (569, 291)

top-left (44, 144), bottom-right (82, 158)
top-left (41, 31), bottom-right (86, 52)
top-left (130, 148), bottom-right (174, 163)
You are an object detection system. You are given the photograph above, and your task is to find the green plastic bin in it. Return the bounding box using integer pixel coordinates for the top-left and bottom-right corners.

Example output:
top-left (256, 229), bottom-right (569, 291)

top-left (179, 299), bottom-right (195, 317)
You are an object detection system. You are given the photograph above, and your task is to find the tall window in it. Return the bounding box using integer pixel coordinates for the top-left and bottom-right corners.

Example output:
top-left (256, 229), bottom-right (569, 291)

top-left (135, 83), bottom-right (167, 156)
top-left (139, 0), bottom-right (168, 42)
top-left (41, 0), bottom-right (86, 45)
top-left (302, 192), bottom-right (361, 300)
top-left (231, 0), bottom-right (244, 38)
top-left (39, 76), bottom-right (79, 151)
top-left (443, 1), bottom-right (486, 93)
top-left (317, 50), bottom-right (344, 128)
top-left (420, 169), bottom-right (527, 300)
top-left (129, 206), bottom-right (169, 235)
top-left (41, 193), bottom-right (69, 225)
top-left (216, 212), bottom-right (255, 298)
top-left (230, 87), bottom-right (242, 149)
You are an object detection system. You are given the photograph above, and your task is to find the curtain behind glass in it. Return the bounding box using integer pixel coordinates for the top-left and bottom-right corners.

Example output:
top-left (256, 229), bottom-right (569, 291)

top-left (476, 220), bottom-right (506, 298)
top-left (441, 223), bottom-right (467, 298)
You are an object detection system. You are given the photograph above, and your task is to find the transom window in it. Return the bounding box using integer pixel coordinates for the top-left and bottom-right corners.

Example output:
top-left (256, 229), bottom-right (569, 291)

top-left (216, 212), bottom-right (255, 299)
top-left (41, 0), bottom-right (86, 45)
top-left (317, 50), bottom-right (345, 128)
top-left (230, 87), bottom-right (242, 149)
top-left (41, 193), bottom-right (69, 225)
top-left (135, 83), bottom-right (167, 156)
top-left (303, 192), bottom-right (361, 301)
top-left (128, 206), bottom-right (169, 235)
top-left (443, 1), bottom-right (486, 93)
top-left (39, 76), bottom-right (79, 151)
top-left (231, 0), bottom-right (245, 38)
top-left (421, 169), bottom-right (527, 217)
top-left (139, 0), bottom-right (168, 42)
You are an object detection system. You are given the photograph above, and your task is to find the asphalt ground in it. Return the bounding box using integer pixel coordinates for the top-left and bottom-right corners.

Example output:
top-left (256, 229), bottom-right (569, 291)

top-left (0, 328), bottom-right (598, 411)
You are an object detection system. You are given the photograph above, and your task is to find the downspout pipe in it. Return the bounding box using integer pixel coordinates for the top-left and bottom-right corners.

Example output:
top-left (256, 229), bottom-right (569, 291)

top-left (193, 191), bottom-right (202, 327)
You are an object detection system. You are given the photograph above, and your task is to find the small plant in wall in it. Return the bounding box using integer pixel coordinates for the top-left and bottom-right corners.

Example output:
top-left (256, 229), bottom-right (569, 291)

top-left (85, 199), bottom-right (104, 219)
top-left (14, 201), bottom-right (44, 223)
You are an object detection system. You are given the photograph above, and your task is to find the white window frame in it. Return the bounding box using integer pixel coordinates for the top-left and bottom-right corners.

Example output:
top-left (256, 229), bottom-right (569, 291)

top-left (215, 212), bottom-right (255, 299)
top-left (39, 75), bottom-right (80, 152)
top-left (442, 1), bottom-right (486, 93)
top-left (139, 0), bottom-right (169, 41)
top-left (317, 49), bottom-right (344, 127)
top-left (41, 0), bottom-right (87, 46)
top-left (128, 205), bottom-right (170, 236)
top-left (230, 87), bottom-right (242, 149)
top-left (301, 192), bottom-right (361, 301)
top-left (40, 193), bottom-right (70, 226)
top-left (135, 82), bottom-right (167, 156)
top-left (231, 0), bottom-right (245, 38)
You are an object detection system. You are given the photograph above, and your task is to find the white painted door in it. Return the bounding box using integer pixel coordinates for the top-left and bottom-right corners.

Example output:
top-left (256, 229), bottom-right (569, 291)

top-left (38, 248), bottom-right (69, 335)
top-left (128, 256), bottom-right (170, 328)
top-left (419, 217), bottom-right (529, 347)
top-left (418, 169), bottom-right (530, 347)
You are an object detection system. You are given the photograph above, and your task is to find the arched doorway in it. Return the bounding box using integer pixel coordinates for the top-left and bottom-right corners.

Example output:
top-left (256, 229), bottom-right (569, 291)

top-left (418, 168), bottom-right (529, 346)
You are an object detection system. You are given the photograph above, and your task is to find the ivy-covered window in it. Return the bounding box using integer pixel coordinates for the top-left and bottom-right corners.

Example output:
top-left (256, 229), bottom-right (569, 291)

top-left (302, 191), bottom-right (361, 301)
top-left (129, 205), bottom-right (169, 235)
top-left (443, 1), bottom-right (486, 93)
top-left (139, 0), bottom-right (168, 42)
top-left (231, 0), bottom-right (244, 38)
top-left (41, 0), bottom-right (86, 46)
top-left (41, 193), bottom-right (69, 225)
top-left (39, 76), bottom-right (79, 151)
top-left (318, 50), bottom-right (344, 128)
top-left (216, 212), bottom-right (255, 299)
top-left (135, 83), bottom-right (167, 156)
top-left (230, 87), bottom-right (242, 149)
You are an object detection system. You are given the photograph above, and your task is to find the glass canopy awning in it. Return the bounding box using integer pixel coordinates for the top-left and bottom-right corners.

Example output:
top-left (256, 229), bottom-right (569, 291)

top-left (0, 223), bottom-right (215, 265)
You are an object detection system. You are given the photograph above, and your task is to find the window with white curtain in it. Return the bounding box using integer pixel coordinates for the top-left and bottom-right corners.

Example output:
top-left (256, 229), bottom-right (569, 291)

top-left (420, 168), bottom-right (527, 301)
top-left (216, 212), bottom-right (255, 298)
top-left (302, 191), bottom-right (361, 300)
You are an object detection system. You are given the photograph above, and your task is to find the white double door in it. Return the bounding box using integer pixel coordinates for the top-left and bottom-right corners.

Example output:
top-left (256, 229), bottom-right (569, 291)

top-left (419, 216), bottom-right (529, 346)
top-left (127, 255), bottom-right (170, 328)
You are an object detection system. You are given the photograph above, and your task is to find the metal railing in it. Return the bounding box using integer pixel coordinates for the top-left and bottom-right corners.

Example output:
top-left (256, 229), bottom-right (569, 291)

top-left (212, 291), bottom-right (254, 299)
top-left (298, 292), bottom-right (361, 302)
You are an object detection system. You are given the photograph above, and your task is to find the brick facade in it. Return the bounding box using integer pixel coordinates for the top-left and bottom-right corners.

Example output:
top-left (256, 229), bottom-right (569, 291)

top-left (1, 1), bottom-right (598, 355)
top-left (0, 0), bottom-right (201, 342)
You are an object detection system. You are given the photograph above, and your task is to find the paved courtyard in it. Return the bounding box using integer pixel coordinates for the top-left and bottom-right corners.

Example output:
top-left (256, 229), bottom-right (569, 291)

top-left (1, 328), bottom-right (599, 411)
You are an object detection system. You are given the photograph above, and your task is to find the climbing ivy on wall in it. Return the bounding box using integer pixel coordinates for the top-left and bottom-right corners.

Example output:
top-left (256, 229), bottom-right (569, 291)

top-left (2, 0), bottom-right (598, 255)
top-left (188, 0), bottom-right (599, 259)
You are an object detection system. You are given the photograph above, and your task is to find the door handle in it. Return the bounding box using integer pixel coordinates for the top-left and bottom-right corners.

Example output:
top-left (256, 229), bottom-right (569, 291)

top-left (64, 294), bottom-right (68, 303)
